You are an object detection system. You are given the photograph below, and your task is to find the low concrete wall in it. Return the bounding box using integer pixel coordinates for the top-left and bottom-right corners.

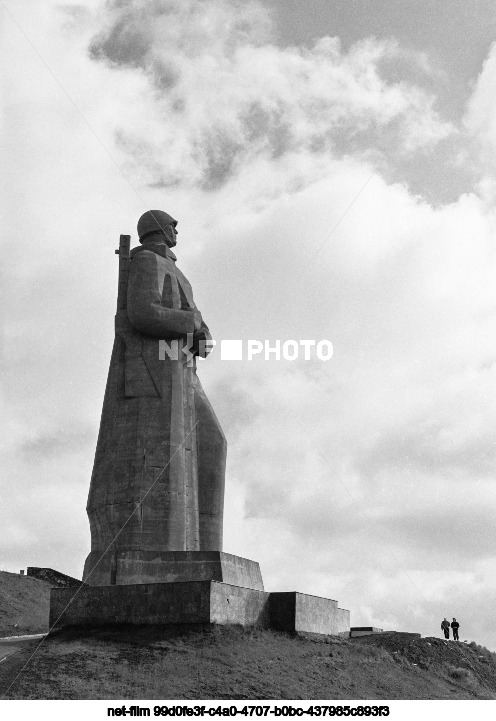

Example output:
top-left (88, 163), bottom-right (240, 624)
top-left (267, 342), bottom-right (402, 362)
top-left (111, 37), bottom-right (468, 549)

top-left (210, 584), bottom-right (270, 627)
top-left (49, 581), bottom-right (350, 637)
top-left (337, 607), bottom-right (351, 635)
top-left (349, 626), bottom-right (383, 638)
top-left (27, 567), bottom-right (84, 588)
top-left (294, 593), bottom-right (339, 636)
top-left (50, 581), bottom-right (211, 630)
top-left (268, 592), bottom-right (350, 636)
top-left (268, 592), bottom-right (296, 632)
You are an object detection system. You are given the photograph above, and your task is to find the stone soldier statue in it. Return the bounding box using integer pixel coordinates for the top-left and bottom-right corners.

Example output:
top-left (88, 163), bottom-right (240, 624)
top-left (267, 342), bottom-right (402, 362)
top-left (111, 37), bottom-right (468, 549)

top-left (83, 210), bottom-right (227, 586)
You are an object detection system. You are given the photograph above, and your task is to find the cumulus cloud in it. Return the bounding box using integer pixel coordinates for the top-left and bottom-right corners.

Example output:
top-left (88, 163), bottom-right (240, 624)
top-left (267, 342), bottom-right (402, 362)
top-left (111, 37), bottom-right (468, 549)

top-left (196, 165), bottom-right (496, 644)
top-left (21, 427), bottom-right (94, 461)
top-left (87, 0), bottom-right (453, 193)
top-left (464, 41), bottom-right (496, 151)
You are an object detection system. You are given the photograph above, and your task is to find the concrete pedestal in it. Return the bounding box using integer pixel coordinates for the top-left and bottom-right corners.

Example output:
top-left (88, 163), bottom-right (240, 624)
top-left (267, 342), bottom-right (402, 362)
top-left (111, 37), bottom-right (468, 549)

top-left (49, 581), bottom-right (350, 637)
top-left (105, 551), bottom-right (264, 591)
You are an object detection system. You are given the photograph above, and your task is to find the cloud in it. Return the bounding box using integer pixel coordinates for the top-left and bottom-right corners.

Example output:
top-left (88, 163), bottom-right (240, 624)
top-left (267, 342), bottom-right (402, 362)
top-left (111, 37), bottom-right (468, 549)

top-left (355, 421), bottom-right (496, 479)
top-left (196, 166), bottom-right (496, 645)
top-left (87, 0), bottom-right (453, 193)
top-left (21, 427), bottom-right (94, 461)
top-left (464, 41), bottom-right (496, 155)
top-left (459, 40), bottom-right (496, 202)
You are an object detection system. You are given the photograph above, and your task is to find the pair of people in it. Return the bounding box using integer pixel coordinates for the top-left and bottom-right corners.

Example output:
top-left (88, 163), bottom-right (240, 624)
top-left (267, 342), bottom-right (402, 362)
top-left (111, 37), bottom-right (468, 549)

top-left (441, 617), bottom-right (460, 640)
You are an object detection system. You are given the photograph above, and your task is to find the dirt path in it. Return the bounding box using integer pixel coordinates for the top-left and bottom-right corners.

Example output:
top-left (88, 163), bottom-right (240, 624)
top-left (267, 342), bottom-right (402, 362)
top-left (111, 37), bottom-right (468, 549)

top-left (0, 634), bottom-right (46, 665)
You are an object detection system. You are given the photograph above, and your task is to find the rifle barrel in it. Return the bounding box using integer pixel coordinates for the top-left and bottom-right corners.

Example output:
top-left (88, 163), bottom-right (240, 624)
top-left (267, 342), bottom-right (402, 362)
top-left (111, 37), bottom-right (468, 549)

top-left (116, 234), bottom-right (131, 313)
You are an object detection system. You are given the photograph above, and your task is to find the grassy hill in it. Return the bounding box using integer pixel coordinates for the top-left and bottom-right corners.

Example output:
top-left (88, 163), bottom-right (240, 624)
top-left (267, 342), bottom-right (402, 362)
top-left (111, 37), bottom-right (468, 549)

top-left (1, 624), bottom-right (496, 700)
top-left (2, 570), bottom-right (495, 700)
top-left (0, 571), bottom-right (51, 637)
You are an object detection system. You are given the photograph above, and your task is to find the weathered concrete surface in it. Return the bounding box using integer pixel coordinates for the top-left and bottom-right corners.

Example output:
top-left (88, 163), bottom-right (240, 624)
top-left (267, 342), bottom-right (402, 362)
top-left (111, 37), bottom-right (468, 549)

top-left (336, 607), bottom-right (351, 635)
top-left (83, 225), bottom-right (226, 587)
top-left (350, 626), bottom-right (384, 638)
top-left (268, 591), bottom-right (296, 632)
top-left (270, 592), bottom-right (350, 636)
top-left (114, 551), bottom-right (264, 590)
top-left (210, 584), bottom-right (270, 627)
top-left (50, 581), bottom-right (212, 630)
top-left (49, 581), bottom-right (262, 631)
top-left (26, 567), bottom-right (85, 588)
top-left (50, 582), bottom-right (350, 637)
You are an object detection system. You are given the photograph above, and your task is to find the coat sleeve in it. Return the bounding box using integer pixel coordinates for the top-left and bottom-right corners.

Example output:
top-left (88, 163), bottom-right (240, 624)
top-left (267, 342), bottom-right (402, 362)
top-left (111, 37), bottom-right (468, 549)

top-left (198, 318), bottom-right (211, 339)
top-left (127, 250), bottom-right (195, 338)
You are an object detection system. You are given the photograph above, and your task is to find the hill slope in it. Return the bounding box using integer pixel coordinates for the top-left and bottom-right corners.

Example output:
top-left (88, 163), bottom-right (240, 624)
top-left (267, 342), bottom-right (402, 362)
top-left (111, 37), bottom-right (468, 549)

top-left (1, 625), bottom-right (495, 700)
top-left (0, 571), bottom-right (51, 637)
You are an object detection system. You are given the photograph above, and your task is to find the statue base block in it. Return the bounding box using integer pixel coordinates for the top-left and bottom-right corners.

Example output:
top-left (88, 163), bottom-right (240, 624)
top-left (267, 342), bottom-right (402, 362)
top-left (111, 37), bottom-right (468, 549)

top-left (111, 551), bottom-right (264, 591)
top-left (49, 581), bottom-right (350, 637)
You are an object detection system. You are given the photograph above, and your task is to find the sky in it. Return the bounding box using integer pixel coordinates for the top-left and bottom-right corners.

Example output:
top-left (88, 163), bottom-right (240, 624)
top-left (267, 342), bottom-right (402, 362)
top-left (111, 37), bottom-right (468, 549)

top-left (1, 0), bottom-right (496, 650)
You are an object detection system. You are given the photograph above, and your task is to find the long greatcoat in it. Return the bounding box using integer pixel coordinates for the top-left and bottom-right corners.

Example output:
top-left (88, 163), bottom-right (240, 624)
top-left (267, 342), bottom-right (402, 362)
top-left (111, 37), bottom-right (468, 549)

top-left (83, 241), bottom-right (226, 586)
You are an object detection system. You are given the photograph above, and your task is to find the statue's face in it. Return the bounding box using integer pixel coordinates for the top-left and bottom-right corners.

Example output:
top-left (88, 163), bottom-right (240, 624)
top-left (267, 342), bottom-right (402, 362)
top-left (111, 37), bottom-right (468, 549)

top-left (164, 223), bottom-right (178, 248)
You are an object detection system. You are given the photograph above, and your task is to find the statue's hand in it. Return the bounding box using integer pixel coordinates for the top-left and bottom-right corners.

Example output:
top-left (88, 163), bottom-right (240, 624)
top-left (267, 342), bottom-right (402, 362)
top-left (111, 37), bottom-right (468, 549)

top-left (192, 329), bottom-right (213, 358)
top-left (184, 307), bottom-right (203, 331)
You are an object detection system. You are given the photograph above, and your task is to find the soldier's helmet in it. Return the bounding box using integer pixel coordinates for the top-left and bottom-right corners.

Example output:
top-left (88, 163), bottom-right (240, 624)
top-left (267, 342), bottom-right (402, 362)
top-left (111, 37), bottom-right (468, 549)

top-left (137, 209), bottom-right (177, 242)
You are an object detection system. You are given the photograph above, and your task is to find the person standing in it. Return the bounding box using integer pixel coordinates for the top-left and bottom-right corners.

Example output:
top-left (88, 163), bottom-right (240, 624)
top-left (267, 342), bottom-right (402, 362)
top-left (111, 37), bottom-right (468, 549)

top-left (451, 618), bottom-right (460, 641)
top-left (441, 618), bottom-right (450, 639)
